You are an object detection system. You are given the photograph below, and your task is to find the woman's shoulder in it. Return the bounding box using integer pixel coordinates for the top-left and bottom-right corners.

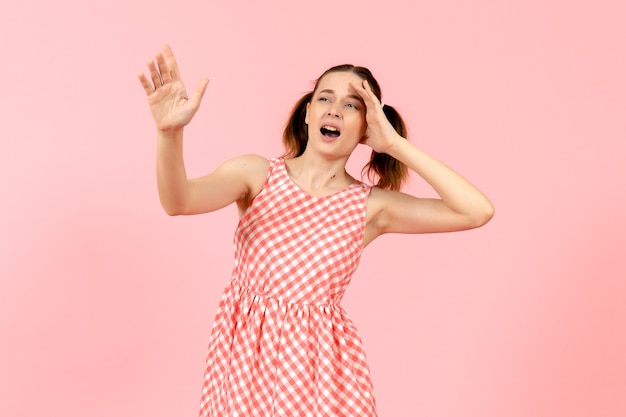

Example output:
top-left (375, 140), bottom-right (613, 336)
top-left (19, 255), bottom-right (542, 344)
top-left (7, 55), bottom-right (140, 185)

top-left (226, 153), bottom-right (269, 165)
top-left (209, 154), bottom-right (270, 192)
top-left (230, 154), bottom-right (272, 196)
top-left (220, 153), bottom-right (270, 176)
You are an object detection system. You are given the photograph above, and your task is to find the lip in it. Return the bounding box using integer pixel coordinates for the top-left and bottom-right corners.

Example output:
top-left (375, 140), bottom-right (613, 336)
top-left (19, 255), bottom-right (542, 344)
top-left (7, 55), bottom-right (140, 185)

top-left (320, 121), bottom-right (341, 131)
top-left (320, 134), bottom-right (338, 143)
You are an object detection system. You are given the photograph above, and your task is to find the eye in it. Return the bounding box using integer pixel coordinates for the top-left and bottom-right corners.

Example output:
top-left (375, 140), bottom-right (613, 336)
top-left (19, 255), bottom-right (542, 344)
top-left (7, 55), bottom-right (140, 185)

top-left (319, 96), bottom-right (330, 102)
top-left (345, 102), bottom-right (359, 110)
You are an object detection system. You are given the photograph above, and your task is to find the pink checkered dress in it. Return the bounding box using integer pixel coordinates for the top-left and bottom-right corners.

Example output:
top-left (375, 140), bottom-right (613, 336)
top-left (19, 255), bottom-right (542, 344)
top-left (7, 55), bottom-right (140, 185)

top-left (198, 158), bottom-right (377, 417)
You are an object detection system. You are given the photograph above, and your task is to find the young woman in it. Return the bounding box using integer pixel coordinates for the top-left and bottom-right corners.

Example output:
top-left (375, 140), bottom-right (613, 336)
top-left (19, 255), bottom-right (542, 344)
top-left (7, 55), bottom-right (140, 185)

top-left (138, 44), bottom-right (494, 417)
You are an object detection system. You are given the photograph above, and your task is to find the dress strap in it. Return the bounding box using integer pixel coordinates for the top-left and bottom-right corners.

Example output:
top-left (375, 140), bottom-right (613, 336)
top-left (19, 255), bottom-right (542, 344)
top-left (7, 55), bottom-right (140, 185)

top-left (265, 157), bottom-right (283, 185)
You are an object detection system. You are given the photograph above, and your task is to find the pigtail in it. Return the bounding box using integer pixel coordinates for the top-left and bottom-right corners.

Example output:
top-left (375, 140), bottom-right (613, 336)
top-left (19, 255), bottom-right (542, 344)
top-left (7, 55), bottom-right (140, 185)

top-left (362, 104), bottom-right (410, 191)
top-left (282, 92), bottom-right (313, 158)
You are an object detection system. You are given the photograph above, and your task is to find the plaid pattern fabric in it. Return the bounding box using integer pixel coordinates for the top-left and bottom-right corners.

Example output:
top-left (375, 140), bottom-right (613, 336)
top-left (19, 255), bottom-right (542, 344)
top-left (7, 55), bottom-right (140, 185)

top-left (199, 158), bottom-right (377, 417)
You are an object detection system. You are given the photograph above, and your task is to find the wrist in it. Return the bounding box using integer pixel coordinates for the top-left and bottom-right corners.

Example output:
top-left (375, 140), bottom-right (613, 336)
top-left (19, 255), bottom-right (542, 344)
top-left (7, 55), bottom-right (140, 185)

top-left (380, 133), bottom-right (406, 156)
top-left (157, 127), bottom-right (184, 141)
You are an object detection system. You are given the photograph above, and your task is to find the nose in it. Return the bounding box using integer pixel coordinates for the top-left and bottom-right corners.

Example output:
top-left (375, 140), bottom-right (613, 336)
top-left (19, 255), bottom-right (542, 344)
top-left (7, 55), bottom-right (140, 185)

top-left (327, 104), bottom-right (341, 118)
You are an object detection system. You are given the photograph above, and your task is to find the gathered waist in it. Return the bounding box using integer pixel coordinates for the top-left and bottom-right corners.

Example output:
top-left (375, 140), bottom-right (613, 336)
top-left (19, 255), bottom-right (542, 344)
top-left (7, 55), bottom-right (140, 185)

top-left (228, 278), bottom-right (343, 311)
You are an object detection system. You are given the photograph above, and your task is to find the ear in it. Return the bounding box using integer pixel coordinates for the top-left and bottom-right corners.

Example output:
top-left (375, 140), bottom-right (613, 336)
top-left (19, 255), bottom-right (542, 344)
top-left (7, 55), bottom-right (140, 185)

top-left (304, 101), bottom-right (310, 125)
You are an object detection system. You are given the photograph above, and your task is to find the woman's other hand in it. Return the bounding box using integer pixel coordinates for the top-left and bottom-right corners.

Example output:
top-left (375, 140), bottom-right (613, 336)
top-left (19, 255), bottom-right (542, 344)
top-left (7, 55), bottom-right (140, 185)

top-left (138, 44), bottom-right (209, 132)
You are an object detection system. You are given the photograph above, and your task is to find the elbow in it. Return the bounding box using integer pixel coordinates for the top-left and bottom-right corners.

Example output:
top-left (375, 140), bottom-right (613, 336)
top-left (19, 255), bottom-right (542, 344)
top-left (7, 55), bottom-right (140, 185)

top-left (161, 201), bottom-right (188, 216)
top-left (163, 207), bottom-right (183, 216)
top-left (470, 202), bottom-right (495, 229)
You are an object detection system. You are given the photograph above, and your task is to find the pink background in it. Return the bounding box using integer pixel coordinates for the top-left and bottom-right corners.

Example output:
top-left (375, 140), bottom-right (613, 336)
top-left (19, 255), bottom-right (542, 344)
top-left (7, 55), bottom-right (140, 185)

top-left (2, 1), bottom-right (625, 416)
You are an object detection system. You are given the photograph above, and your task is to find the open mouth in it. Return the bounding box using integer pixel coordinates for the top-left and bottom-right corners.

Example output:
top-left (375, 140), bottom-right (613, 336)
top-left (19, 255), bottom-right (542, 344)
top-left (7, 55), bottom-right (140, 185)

top-left (320, 125), bottom-right (341, 138)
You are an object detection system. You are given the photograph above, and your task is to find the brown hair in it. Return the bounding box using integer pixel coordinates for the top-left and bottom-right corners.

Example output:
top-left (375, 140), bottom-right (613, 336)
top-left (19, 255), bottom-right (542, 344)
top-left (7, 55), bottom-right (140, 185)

top-left (282, 64), bottom-right (409, 191)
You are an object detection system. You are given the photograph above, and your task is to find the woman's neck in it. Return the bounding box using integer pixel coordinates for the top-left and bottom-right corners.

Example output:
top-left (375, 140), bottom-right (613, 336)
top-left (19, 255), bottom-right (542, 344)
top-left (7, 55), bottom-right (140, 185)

top-left (285, 154), bottom-right (352, 193)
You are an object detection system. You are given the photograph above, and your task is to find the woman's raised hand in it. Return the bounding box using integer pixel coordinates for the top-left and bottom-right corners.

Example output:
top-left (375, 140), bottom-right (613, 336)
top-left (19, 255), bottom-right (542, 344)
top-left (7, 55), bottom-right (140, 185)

top-left (350, 80), bottom-right (401, 154)
top-left (138, 45), bottom-right (209, 132)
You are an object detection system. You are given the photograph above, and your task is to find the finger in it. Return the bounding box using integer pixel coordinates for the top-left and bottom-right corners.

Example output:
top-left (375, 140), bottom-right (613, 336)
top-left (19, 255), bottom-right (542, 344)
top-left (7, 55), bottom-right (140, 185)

top-left (349, 82), bottom-right (367, 107)
top-left (361, 80), bottom-right (382, 107)
top-left (163, 44), bottom-right (182, 81)
top-left (137, 72), bottom-right (154, 95)
top-left (350, 80), bottom-right (372, 102)
top-left (155, 51), bottom-right (172, 84)
top-left (147, 59), bottom-right (162, 89)
top-left (351, 81), bottom-right (380, 110)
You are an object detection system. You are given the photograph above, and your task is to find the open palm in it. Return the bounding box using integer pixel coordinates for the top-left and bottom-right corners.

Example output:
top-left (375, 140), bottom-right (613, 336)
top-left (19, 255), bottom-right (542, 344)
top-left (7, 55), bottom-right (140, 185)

top-left (138, 45), bottom-right (209, 131)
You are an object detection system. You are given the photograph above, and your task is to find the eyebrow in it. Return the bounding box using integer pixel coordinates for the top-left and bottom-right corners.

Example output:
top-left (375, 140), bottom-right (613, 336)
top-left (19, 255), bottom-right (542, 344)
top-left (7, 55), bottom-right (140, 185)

top-left (318, 89), bottom-right (364, 103)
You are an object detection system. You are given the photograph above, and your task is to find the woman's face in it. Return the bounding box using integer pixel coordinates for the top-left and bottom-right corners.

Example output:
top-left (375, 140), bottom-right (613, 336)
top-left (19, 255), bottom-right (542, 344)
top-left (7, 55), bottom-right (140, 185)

top-left (305, 71), bottom-right (367, 158)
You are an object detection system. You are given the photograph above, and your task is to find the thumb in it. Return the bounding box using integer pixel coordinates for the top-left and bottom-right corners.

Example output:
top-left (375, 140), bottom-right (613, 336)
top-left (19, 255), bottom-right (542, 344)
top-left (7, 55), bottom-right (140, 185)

top-left (188, 78), bottom-right (210, 107)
